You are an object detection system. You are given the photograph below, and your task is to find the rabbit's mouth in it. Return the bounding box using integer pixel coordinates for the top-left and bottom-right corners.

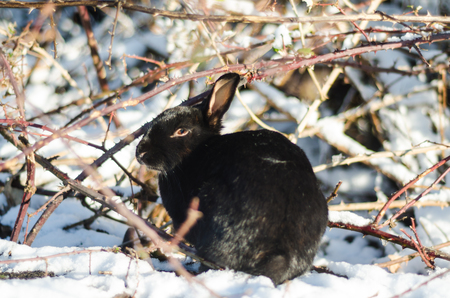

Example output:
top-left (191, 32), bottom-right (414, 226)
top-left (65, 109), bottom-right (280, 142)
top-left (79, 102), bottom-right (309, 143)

top-left (136, 151), bottom-right (165, 171)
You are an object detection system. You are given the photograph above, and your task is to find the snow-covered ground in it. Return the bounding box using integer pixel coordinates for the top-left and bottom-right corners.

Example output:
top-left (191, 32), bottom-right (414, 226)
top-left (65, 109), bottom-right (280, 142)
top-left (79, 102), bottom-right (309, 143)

top-left (1, 0), bottom-right (450, 297)
top-left (1, 237), bottom-right (450, 298)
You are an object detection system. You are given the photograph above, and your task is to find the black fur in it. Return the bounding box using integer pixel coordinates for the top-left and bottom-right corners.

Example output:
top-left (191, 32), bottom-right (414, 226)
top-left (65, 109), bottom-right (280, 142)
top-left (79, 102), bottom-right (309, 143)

top-left (136, 73), bottom-right (328, 285)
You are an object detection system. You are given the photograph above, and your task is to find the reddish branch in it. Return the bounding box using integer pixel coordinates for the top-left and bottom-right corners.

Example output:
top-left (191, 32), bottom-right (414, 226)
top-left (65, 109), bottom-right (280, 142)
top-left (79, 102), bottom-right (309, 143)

top-left (0, 119), bottom-right (103, 150)
top-left (10, 153), bottom-right (36, 242)
top-left (253, 33), bottom-right (450, 79)
top-left (328, 221), bottom-right (450, 262)
top-left (400, 220), bottom-right (435, 269)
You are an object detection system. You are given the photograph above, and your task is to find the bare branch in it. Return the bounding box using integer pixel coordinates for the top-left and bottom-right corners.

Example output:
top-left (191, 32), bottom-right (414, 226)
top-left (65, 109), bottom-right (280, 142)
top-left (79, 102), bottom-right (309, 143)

top-left (329, 200), bottom-right (450, 212)
top-left (326, 181), bottom-right (342, 204)
top-left (328, 221), bottom-right (450, 262)
top-left (10, 152), bottom-right (35, 242)
top-left (1, 1), bottom-right (450, 24)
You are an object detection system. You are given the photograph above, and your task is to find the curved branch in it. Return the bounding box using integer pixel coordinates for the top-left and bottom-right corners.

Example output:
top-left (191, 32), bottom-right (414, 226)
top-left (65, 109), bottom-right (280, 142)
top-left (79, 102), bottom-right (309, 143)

top-left (328, 221), bottom-right (450, 262)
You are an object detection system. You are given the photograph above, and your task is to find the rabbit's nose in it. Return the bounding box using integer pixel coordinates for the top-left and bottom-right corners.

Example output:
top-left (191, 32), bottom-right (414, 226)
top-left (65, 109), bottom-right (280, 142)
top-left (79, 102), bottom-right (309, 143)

top-left (136, 151), bottom-right (147, 164)
top-left (138, 151), bottom-right (146, 159)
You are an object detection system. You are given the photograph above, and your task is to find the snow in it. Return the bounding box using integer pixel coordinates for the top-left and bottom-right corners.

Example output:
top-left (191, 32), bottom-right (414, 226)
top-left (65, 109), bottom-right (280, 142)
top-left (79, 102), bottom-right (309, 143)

top-left (387, 36), bottom-right (401, 42)
top-left (318, 117), bottom-right (417, 183)
top-left (2, 238), bottom-right (450, 298)
top-left (328, 211), bottom-right (372, 227)
top-left (272, 25), bottom-right (292, 50)
top-left (302, 0), bottom-right (314, 10)
top-left (401, 32), bottom-right (422, 41)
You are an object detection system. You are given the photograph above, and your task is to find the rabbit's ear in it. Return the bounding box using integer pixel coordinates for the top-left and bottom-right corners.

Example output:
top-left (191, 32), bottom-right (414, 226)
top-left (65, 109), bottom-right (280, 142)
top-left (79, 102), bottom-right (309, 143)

top-left (204, 73), bottom-right (240, 128)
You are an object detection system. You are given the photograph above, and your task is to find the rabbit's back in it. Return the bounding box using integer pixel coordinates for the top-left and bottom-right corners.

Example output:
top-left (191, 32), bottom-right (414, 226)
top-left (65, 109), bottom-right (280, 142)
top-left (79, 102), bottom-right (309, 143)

top-left (159, 129), bottom-right (328, 284)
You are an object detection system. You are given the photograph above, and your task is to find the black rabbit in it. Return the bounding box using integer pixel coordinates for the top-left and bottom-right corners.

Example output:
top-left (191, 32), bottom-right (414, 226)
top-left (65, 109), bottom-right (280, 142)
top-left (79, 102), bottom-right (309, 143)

top-left (136, 73), bottom-right (328, 285)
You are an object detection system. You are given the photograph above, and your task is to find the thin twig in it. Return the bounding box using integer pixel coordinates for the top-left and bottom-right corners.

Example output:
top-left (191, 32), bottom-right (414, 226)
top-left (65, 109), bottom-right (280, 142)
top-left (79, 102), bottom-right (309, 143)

top-left (400, 228), bottom-right (435, 269)
top-left (326, 181), bottom-right (342, 203)
top-left (329, 200), bottom-right (450, 212)
top-left (105, 0), bottom-right (121, 69)
top-left (333, 4), bottom-right (371, 44)
top-left (413, 45), bottom-right (431, 67)
top-left (49, 13), bottom-right (57, 59)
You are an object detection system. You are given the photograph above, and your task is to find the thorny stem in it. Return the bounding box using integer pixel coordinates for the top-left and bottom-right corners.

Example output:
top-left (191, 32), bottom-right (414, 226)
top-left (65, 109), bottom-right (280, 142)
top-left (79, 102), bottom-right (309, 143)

top-left (412, 44), bottom-right (431, 67)
top-left (410, 219), bottom-right (434, 266)
top-left (10, 153), bottom-right (36, 242)
top-left (328, 221), bottom-right (450, 262)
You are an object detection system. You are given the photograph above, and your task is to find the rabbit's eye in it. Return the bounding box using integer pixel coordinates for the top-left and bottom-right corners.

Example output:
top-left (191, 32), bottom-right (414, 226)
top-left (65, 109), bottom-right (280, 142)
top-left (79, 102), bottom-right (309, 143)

top-left (172, 128), bottom-right (190, 138)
